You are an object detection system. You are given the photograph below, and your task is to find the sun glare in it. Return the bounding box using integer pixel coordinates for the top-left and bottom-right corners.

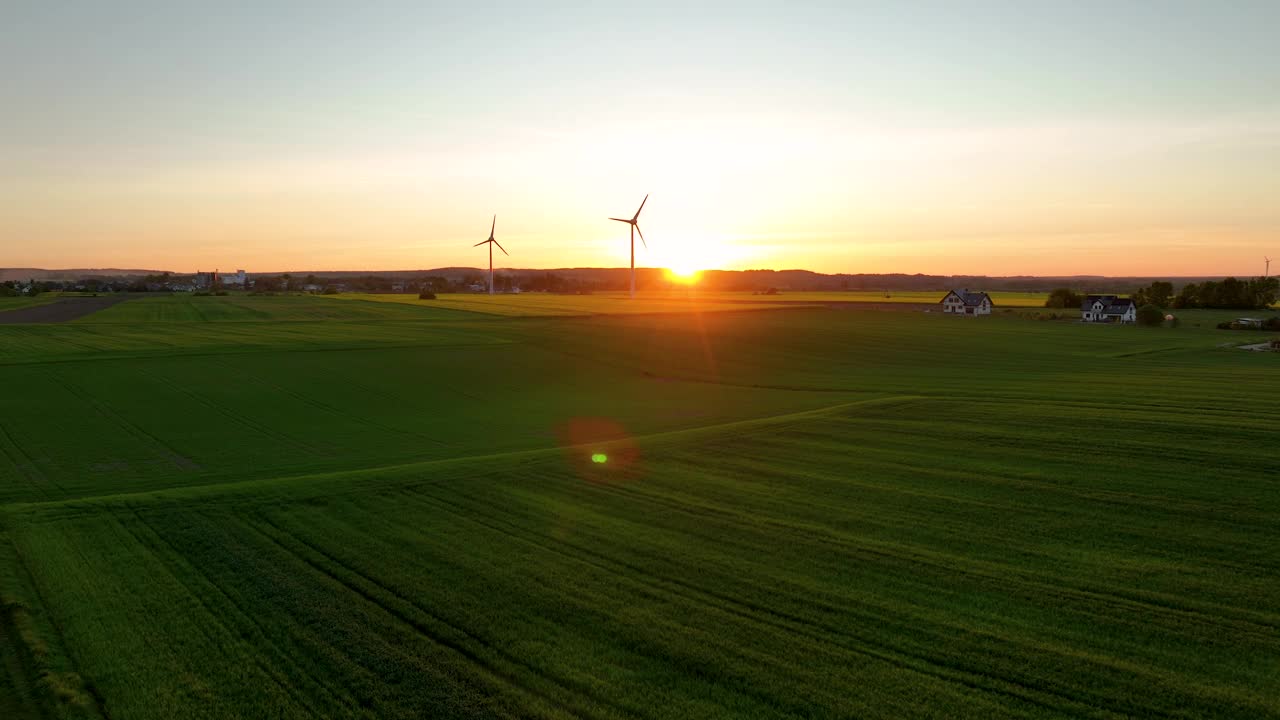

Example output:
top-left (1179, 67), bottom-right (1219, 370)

top-left (657, 236), bottom-right (744, 285)
top-left (667, 265), bottom-right (701, 284)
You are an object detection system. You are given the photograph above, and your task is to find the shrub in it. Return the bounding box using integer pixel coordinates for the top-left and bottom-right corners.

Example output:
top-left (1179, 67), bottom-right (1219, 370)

top-left (418, 291), bottom-right (437, 300)
top-left (1167, 316), bottom-right (1180, 328)
top-left (1216, 321), bottom-right (1233, 330)
top-left (1136, 304), bottom-right (1164, 326)
top-left (1264, 317), bottom-right (1280, 331)
top-left (321, 287), bottom-right (339, 295)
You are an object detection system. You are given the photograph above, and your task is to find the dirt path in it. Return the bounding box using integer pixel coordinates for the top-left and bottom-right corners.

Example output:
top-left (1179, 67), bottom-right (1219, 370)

top-left (0, 296), bottom-right (133, 324)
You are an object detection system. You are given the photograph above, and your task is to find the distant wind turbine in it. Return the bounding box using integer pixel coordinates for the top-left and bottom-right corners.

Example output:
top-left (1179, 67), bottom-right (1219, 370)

top-left (473, 216), bottom-right (507, 295)
top-left (1267, 256), bottom-right (1272, 278)
top-left (609, 194), bottom-right (649, 298)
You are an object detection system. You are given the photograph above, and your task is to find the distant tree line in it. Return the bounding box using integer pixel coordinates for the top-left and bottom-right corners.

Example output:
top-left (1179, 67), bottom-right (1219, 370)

top-left (1170, 277), bottom-right (1278, 309)
top-left (1045, 278), bottom-right (1278, 311)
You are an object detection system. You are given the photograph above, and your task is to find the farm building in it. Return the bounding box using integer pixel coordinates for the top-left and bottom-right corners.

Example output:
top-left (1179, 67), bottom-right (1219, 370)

top-left (940, 290), bottom-right (993, 315)
top-left (1082, 296), bottom-right (1136, 323)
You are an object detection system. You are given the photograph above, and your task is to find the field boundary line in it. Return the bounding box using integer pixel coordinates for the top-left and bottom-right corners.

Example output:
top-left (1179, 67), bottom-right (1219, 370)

top-left (4, 396), bottom-right (904, 515)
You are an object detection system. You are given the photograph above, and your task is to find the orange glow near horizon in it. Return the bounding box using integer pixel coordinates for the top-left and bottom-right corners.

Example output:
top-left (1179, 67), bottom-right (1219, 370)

top-left (2, 6), bottom-right (1277, 278)
top-left (665, 267), bottom-right (701, 284)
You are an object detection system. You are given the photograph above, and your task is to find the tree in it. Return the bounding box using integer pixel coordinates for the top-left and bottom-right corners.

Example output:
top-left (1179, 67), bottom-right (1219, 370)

top-left (1172, 282), bottom-right (1200, 309)
top-left (1044, 288), bottom-right (1082, 309)
top-left (1249, 276), bottom-right (1280, 309)
top-left (1136, 304), bottom-right (1164, 326)
top-left (1133, 281), bottom-right (1173, 308)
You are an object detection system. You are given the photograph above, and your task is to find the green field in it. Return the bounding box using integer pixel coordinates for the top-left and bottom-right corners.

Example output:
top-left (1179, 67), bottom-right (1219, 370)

top-left (1, 294), bottom-right (1278, 719)
top-left (0, 297), bottom-right (60, 314)
top-left (331, 290), bottom-right (1047, 315)
top-left (687, 290), bottom-right (1053, 307)
top-left (330, 291), bottom-right (824, 317)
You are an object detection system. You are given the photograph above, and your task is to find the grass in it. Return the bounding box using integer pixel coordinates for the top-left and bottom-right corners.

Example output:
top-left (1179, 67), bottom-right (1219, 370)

top-left (0, 295), bottom-right (1277, 718)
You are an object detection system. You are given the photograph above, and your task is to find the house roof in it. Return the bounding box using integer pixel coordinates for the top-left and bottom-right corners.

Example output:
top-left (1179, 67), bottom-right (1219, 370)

top-left (1085, 295), bottom-right (1133, 315)
top-left (940, 290), bottom-right (992, 306)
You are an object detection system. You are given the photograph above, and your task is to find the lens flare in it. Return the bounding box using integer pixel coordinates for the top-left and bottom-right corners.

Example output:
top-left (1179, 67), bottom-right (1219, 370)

top-left (591, 453), bottom-right (608, 464)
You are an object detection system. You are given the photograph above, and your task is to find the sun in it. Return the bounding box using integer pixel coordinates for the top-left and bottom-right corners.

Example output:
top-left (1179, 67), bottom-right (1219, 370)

top-left (666, 263), bottom-right (702, 284)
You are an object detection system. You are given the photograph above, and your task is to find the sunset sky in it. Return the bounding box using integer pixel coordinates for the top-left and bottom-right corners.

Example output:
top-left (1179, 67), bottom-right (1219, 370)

top-left (2, 1), bottom-right (1277, 276)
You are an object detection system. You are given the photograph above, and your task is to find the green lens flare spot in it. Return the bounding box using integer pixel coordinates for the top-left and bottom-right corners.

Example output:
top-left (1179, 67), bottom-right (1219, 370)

top-left (591, 453), bottom-right (608, 464)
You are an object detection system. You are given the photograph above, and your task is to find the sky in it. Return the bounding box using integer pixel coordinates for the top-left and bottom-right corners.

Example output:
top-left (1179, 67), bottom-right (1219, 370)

top-left (2, 1), bottom-right (1278, 276)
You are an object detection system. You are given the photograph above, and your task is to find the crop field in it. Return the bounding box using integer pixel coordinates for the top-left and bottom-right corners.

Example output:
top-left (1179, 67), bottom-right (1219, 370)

top-left (0, 297), bottom-right (59, 313)
top-left (1, 295), bottom-right (1278, 719)
top-left (329, 292), bottom-right (823, 317)
top-left (330, 290), bottom-right (1048, 316)
top-left (682, 290), bottom-right (1053, 307)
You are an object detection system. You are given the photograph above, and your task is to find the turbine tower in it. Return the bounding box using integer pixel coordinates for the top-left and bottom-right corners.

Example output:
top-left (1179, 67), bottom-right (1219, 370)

top-left (609, 194), bottom-right (649, 298)
top-left (1267, 256), bottom-right (1272, 278)
top-left (472, 216), bottom-right (507, 295)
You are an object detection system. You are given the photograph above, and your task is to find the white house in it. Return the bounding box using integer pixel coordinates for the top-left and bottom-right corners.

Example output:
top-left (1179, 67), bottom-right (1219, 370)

top-left (1082, 295), bottom-right (1136, 323)
top-left (939, 290), bottom-right (993, 316)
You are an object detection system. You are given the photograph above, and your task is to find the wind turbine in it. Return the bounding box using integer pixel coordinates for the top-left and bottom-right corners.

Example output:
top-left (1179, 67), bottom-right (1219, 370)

top-left (473, 216), bottom-right (507, 295)
top-left (609, 194), bottom-right (649, 298)
top-left (1266, 256), bottom-right (1272, 278)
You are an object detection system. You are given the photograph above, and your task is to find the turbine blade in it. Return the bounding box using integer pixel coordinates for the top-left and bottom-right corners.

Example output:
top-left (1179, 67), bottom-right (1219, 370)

top-left (494, 239), bottom-right (508, 255)
top-left (608, 217), bottom-right (631, 223)
top-left (633, 193), bottom-right (649, 221)
top-left (490, 215), bottom-right (496, 240)
top-left (636, 224), bottom-right (647, 248)
top-left (473, 239), bottom-right (489, 247)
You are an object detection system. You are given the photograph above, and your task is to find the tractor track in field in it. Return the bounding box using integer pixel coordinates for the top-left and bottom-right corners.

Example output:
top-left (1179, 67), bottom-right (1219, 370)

top-left (243, 512), bottom-right (607, 720)
top-left (392, 486), bottom-right (1145, 719)
top-left (276, 497), bottom-right (849, 719)
top-left (0, 423), bottom-right (59, 501)
top-left (118, 510), bottom-right (349, 718)
top-left (1, 520), bottom-right (112, 719)
top-left (132, 366), bottom-right (316, 455)
top-left (41, 371), bottom-right (202, 473)
top-left (211, 358), bottom-right (449, 447)
top-left (257, 506), bottom-right (648, 717)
